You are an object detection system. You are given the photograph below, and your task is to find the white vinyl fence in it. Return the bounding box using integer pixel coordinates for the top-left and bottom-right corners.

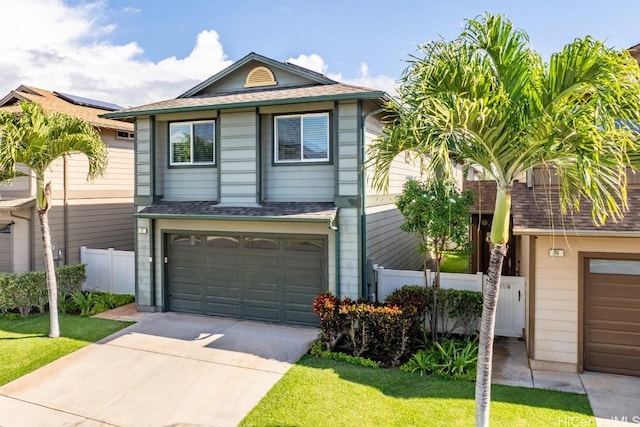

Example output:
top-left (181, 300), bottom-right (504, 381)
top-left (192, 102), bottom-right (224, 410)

top-left (375, 267), bottom-right (525, 338)
top-left (80, 246), bottom-right (135, 295)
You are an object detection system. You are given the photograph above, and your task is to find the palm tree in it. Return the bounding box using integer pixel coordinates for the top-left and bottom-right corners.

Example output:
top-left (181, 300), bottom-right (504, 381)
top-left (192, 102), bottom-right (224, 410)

top-left (0, 101), bottom-right (107, 338)
top-left (367, 13), bottom-right (640, 427)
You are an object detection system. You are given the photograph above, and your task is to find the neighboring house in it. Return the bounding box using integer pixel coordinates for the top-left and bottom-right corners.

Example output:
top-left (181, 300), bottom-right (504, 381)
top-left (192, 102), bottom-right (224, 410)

top-left (0, 86), bottom-right (135, 273)
top-left (465, 170), bottom-right (640, 378)
top-left (104, 52), bottom-right (423, 326)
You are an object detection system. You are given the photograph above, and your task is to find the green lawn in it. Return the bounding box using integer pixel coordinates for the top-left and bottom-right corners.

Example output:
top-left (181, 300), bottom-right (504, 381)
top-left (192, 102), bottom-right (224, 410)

top-left (0, 313), bottom-right (132, 386)
top-left (240, 355), bottom-right (594, 427)
top-left (440, 250), bottom-right (471, 273)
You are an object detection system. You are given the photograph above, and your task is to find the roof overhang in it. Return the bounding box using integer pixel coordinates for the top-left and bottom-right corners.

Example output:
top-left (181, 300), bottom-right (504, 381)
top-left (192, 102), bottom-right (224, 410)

top-left (0, 197), bottom-right (36, 211)
top-left (103, 91), bottom-right (387, 119)
top-left (513, 227), bottom-right (640, 238)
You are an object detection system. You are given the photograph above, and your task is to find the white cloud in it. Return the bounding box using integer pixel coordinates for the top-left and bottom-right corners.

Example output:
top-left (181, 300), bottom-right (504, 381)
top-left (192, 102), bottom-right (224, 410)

top-left (287, 54), bottom-right (398, 96)
top-left (0, 1), bottom-right (395, 109)
top-left (0, 0), bottom-right (232, 107)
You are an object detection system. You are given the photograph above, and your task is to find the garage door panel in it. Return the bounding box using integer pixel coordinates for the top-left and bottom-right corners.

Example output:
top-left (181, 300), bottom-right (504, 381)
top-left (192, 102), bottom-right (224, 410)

top-left (585, 256), bottom-right (640, 376)
top-left (206, 301), bottom-right (241, 317)
top-left (244, 305), bottom-right (280, 323)
top-left (170, 298), bottom-right (202, 314)
top-left (588, 280), bottom-right (639, 298)
top-left (206, 284), bottom-right (241, 299)
top-left (586, 351), bottom-right (640, 376)
top-left (588, 305), bottom-right (640, 323)
top-left (168, 232), bottom-right (325, 326)
top-left (589, 329), bottom-right (640, 347)
top-left (285, 310), bottom-right (318, 326)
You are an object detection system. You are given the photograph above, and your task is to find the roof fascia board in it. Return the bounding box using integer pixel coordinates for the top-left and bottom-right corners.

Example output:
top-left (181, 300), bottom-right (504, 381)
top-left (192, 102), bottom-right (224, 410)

top-left (103, 91), bottom-right (386, 119)
top-left (134, 212), bottom-right (334, 223)
top-left (513, 228), bottom-right (640, 237)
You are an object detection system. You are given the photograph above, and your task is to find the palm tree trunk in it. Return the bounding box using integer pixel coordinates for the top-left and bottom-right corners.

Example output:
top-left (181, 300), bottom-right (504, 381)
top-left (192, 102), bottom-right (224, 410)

top-left (38, 182), bottom-right (60, 338)
top-left (474, 243), bottom-right (506, 426)
top-left (475, 186), bottom-right (511, 427)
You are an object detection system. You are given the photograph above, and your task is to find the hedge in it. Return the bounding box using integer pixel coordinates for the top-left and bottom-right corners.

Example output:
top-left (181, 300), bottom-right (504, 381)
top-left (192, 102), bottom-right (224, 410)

top-left (0, 264), bottom-right (86, 317)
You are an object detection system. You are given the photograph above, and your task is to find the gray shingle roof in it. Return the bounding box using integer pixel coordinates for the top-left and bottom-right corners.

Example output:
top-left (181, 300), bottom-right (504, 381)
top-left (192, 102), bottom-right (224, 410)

top-left (104, 83), bottom-right (385, 118)
top-left (464, 180), bottom-right (640, 233)
top-left (0, 197), bottom-right (36, 211)
top-left (136, 201), bottom-right (338, 221)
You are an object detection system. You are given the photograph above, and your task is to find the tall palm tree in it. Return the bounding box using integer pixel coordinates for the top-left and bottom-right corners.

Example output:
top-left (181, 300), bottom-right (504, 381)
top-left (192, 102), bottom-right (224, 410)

top-left (0, 101), bottom-right (107, 338)
top-left (368, 13), bottom-right (640, 427)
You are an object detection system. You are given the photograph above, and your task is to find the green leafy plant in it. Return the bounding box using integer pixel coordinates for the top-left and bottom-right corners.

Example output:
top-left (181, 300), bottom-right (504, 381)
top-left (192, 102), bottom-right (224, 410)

top-left (433, 338), bottom-right (479, 380)
top-left (70, 290), bottom-right (99, 317)
top-left (400, 349), bottom-right (440, 376)
top-left (58, 294), bottom-right (78, 315)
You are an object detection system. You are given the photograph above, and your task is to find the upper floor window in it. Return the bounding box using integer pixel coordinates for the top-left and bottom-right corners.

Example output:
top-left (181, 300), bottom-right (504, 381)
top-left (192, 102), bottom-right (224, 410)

top-left (274, 113), bottom-right (329, 163)
top-left (170, 120), bottom-right (215, 166)
top-left (116, 130), bottom-right (134, 140)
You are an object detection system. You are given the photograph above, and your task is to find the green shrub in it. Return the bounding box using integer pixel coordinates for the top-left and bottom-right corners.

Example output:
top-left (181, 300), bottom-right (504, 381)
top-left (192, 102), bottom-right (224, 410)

top-left (0, 264), bottom-right (87, 315)
top-left (400, 337), bottom-right (479, 380)
top-left (312, 293), bottom-right (347, 351)
top-left (70, 290), bottom-right (100, 316)
top-left (422, 288), bottom-right (483, 338)
top-left (310, 341), bottom-right (380, 369)
top-left (58, 294), bottom-right (78, 315)
top-left (56, 264), bottom-right (86, 298)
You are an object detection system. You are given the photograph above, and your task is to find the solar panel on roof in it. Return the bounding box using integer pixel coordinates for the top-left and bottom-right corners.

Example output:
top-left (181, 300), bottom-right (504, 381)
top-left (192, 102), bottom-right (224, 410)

top-left (54, 92), bottom-right (122, 111)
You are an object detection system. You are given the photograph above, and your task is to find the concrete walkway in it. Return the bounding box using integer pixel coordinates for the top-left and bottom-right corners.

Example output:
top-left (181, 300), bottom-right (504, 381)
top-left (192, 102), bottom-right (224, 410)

top-left (0, 309), bottom-right (319, 427)
top-left (493, 337), bottom-right (640, 427)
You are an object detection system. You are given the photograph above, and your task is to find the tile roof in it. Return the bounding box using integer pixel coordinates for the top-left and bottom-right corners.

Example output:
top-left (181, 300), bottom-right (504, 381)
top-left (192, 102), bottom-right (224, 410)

top-left (0, 86), bottom-right (133, 131)
top-left (136, 201), bottom-right (338, 221)
top-left (464, 180), bottom-right (640, 233)
top-left (0, 197), bottom-right (36, 210)
top-left (104, 83), bottom-right (385, 118)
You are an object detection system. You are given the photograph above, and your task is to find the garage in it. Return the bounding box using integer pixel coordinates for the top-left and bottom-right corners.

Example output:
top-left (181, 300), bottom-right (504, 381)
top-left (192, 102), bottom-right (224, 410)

top-left (167, 232), bottom-right (326, 326)
top-left (583, 256), bottom-right (640, 376)
top-left (0, 225), bottom-right (12, 273)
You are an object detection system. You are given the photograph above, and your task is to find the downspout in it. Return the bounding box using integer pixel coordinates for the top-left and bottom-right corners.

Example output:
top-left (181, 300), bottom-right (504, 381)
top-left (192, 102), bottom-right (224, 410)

top-left (360, 105), bottom-right (384, 299)
top-left (149, 115), bottom-right (157, 310)
top-left (63, 155), bottom-right (69, 265)
top-left (327, 217), bottom-right (339, 298)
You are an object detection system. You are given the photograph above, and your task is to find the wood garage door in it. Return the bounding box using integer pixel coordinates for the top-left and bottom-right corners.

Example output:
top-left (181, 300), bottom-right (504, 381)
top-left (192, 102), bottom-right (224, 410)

top-left (584, 256), bottom-right (640, 376)
top-left (167, 233), bottom-right (326, 326)
top-left (0, 228), bottom-right (12, 273)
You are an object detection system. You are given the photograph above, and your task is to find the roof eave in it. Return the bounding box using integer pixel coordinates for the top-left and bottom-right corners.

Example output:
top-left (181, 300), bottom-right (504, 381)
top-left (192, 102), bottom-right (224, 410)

top-left (103, 91), bottom-right (386, 119)
top-left (133, 212), bottom-right (335, 223)
top-left (513, 227), bottom-right (640, 237)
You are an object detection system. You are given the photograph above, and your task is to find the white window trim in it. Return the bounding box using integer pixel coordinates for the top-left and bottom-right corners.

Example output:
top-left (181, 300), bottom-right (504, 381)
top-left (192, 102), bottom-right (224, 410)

top-left (169, 120), bottom-right (216, 166)
top-left (274, 112), bottom-right (330, 163)
top-left (116, 130), bottom-right (134, 140)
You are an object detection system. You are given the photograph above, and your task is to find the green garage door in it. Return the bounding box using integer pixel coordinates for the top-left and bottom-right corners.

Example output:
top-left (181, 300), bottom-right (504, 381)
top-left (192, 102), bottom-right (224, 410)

top-left (167, 233), bottom-right (326, 326)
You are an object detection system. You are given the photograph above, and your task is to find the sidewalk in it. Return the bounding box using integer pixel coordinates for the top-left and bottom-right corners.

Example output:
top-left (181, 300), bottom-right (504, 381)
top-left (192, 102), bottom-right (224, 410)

top-left (492, 336), bottom-right (640, 427)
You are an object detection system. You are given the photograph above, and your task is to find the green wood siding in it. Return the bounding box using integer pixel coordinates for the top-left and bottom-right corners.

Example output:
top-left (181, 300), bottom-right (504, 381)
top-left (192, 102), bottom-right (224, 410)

top-left (219, 110), bottom-right (257, 205)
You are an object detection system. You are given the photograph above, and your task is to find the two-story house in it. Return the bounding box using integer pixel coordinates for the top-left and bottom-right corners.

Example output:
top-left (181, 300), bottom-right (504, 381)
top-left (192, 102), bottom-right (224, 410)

top-left (104, 52), bottom-right (423, 326)
top-left (0, 86), bottom-right (135, 273)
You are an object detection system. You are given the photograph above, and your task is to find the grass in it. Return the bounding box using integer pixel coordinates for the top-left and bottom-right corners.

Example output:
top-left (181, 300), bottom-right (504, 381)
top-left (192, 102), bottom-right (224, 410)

top-left (240, 355), bottom-right (594, 427)
top-left (0, 313), bottom-right (132, 386)
top-left (440, 250), bottom-right (471, 273)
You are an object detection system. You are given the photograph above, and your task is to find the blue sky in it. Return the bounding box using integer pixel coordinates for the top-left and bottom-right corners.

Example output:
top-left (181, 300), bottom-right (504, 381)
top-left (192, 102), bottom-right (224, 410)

top-left (2, 0), bottom-right (640, 107)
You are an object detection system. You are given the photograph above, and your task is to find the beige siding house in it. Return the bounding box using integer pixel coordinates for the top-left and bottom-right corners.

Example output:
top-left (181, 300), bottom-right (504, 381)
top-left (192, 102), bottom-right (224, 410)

top-left (465, 176), bottom-right (640, 378)
top-left (0, 86), bottom-right (135, 273)
top-left (105, 52), bottom-right (423, 326)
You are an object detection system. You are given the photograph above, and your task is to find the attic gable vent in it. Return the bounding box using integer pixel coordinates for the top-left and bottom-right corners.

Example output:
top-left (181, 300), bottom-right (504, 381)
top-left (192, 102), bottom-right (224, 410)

top-left (244, 66), bottom-right (277, 88)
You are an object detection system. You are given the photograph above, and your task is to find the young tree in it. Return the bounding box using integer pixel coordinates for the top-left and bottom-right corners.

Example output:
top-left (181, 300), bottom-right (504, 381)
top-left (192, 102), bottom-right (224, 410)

top-left (368, 13), bottom-right (640, 427)
top-left (396, 178), bottom-right (472, 340)
top-left (0, 102), bottom-right (107, 338)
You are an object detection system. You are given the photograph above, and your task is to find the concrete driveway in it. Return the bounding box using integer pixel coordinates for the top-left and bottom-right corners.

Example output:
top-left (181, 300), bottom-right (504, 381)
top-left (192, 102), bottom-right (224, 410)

top-left (0, 313), bottom-right (319, 427)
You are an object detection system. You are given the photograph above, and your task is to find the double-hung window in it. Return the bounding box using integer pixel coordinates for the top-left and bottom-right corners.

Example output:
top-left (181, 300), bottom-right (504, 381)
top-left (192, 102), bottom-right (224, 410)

top-left (274, 113), bottom-right (329, 163)
top-left (170, 120), bottom-right (215, 166)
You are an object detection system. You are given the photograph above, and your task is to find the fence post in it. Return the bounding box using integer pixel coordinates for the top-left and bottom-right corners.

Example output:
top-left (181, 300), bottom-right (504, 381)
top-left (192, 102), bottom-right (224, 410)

top-left (80, 246), bottom-right (87, 290)
top-left (108, 248), bottom-right (114, 293)
top-left (477, 272), bottom-right (484, 293)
